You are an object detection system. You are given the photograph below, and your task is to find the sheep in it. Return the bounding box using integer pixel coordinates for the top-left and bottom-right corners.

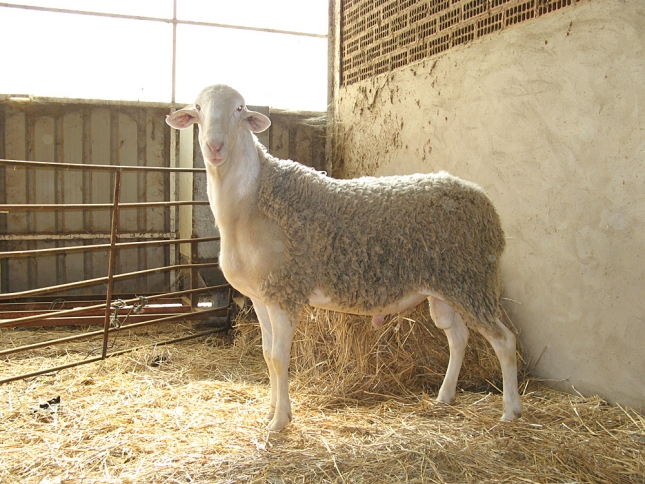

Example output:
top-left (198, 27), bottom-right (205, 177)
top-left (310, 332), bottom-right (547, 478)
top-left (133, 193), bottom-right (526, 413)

top-left (166, 84), bottom-right (523, 431)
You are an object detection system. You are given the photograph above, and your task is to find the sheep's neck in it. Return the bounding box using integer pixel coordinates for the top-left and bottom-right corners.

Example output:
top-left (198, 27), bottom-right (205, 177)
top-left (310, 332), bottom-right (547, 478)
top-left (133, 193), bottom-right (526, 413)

top-left (205, 136), bottom-right (261, 232)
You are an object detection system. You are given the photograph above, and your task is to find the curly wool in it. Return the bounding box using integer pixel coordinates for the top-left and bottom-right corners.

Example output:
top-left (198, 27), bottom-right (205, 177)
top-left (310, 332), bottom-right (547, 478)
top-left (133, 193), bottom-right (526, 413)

top-left (256, 146), bottom-right (505, 327)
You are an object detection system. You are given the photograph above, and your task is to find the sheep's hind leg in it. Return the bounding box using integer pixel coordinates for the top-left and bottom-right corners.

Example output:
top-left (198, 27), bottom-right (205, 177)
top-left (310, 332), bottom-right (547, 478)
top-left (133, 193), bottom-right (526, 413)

top-left (251, 299), bottom-right (278, 421)
top-left (265, 303), bottom-right (298, 431)
top-left (476, 318), bottom-right (523, 421)
top-left (428, 297), bottom-right (469, 405)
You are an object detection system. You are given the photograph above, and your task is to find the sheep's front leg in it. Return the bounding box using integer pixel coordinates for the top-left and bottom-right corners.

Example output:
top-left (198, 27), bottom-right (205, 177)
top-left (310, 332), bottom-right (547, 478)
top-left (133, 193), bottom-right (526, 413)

top-left (476, 318), bottom-right (523, 421)
top-left (429, 297), bottom-right (469, 405)
top-left (251, 299), bottom-right (278, 421)
top-left (265, 303), bottom-right (298, 431)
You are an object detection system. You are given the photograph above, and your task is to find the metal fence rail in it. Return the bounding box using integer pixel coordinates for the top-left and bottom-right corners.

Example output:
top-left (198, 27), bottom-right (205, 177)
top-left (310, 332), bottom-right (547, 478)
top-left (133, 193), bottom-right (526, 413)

top-left (0, 158), bottom-right (233, 384)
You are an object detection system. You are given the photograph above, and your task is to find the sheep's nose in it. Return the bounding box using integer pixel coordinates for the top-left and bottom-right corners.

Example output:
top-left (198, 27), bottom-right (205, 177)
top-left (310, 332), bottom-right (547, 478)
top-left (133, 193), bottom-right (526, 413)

top-left (207, 141), bottom-right (223, 154)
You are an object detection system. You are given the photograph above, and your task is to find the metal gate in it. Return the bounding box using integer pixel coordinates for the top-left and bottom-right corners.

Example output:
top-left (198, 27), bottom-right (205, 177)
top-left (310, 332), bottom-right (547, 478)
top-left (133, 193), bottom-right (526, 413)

top-left (0, 99), bottom-right (234, 384)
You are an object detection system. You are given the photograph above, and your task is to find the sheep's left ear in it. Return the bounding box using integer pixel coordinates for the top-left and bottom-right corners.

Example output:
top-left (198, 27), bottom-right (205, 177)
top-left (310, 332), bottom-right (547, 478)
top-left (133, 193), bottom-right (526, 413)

top-left (166, 106), bottom-right (199, 130)
top-left (242, 110), bottom-right (271, 133)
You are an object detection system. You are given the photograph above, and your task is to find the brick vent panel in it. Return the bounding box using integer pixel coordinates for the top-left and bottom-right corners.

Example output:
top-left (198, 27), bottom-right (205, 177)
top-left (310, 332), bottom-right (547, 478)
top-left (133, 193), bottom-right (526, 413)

top-left (341, 0), bottom-right (578, 85)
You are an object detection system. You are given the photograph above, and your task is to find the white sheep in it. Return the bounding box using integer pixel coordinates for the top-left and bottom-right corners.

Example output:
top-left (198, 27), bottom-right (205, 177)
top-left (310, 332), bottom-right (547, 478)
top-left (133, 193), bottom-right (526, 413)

top-left (166, 84), bottom-right (523, 431)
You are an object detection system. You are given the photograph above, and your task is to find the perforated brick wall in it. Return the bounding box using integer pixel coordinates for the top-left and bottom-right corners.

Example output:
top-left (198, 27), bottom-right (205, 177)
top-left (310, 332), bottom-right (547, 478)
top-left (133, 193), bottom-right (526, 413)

top-left (341, 0), bottom-right (580, 85)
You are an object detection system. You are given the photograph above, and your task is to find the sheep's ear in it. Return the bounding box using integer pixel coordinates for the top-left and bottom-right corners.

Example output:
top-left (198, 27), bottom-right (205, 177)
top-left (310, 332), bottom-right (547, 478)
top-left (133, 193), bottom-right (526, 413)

top-left (242, 110), bottom-right (271, 133)
top-left (166, 107), bottom-right (199, 129)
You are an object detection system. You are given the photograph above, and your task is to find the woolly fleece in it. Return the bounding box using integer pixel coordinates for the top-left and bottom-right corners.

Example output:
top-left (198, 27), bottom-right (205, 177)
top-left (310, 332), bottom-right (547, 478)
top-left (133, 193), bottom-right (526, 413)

top-left (255, 144), bottom-right (506, 328)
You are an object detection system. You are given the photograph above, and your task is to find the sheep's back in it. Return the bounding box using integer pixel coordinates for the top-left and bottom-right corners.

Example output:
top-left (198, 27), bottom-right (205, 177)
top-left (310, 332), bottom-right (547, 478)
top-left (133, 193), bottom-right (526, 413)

top-left (257, 156), bottom-right (505, 324)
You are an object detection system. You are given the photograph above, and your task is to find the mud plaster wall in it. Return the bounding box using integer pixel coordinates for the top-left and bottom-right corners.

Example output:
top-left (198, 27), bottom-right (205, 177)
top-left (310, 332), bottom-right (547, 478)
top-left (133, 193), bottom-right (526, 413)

top-left (332, 0), bottom-right (645, 410)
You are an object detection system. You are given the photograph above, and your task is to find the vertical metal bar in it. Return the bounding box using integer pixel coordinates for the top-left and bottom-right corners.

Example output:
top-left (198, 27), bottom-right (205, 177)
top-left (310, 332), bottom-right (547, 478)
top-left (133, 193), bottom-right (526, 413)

top-left (0, 106), bottom-right (6, 293)
top-left (171, 0), bottom-right (177, 105)
top-left (225, 287), bottom-right (234, 333)
top-left (102, 169), bottom-right (122, 358)
top-left (169, 0), bottom-right (179, 292)
top-left (54, 114), bottom-right (65, 287)
top-left (82, 108), bottom-right (94, 288)
top-left (190, 237), bottom-right (198, 309)
top-left (168, 139), bottom-right (178, 293)
top-left (137, 110), bottom-right (148, 292)
top-left (25, 112), bottom-right (36, 290)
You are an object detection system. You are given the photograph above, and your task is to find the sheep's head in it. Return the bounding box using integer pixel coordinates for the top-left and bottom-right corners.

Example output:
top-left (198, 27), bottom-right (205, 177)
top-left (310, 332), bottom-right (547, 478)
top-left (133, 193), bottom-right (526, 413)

top-left (166, 85), bottom-right (271, 167)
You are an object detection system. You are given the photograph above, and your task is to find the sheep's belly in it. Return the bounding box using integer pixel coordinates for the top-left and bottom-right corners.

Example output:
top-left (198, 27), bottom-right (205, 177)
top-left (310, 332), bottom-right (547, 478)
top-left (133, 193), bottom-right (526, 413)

top-left (308, 287), bottom-right (442, 317)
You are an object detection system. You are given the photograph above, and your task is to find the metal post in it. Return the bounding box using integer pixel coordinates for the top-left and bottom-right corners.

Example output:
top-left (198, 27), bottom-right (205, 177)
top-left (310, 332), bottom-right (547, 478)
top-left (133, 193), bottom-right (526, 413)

top-left (102, 169), bottom-right (122, 358)
top-left (190, 237), bottom-right (199, 309)
top-left (169, 0), bottom-right (179, 291)
top-left (225, 286), bottom-right (234, 333)
top-left (172, 0), bottom-right (177, 106)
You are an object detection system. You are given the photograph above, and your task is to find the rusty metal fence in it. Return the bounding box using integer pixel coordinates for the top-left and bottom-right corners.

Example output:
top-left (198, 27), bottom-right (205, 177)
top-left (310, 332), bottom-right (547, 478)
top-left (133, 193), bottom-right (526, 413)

top-left (0, 158), bottom-right (233, 384)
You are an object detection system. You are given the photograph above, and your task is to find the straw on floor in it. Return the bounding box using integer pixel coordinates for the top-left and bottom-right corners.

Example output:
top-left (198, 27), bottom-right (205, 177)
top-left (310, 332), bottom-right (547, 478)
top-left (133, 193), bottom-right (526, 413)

top-left (0, 305), bottom-right (643, 483)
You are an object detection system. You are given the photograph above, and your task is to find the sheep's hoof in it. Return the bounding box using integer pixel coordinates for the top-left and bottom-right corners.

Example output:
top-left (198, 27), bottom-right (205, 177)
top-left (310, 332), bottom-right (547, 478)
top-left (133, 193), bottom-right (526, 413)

top-left (500, 405), bottom-right (523, 422)
top-left (500, 398), bottom-right (522, 422)
top-left (436, 392), bottom-right (455, 405)
top-left (268, 414), bottom-right (291, 432)
top-left (266, 406), bottom-right (276, 421)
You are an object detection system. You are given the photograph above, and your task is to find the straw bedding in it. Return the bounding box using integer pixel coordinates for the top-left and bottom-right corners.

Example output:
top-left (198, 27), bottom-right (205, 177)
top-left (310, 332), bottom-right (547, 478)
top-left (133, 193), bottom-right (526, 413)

top-left (1, 306), bottom-right (643, 483)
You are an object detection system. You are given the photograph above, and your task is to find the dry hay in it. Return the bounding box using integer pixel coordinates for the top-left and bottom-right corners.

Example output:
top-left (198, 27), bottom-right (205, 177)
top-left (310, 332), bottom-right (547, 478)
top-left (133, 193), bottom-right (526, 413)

top-left (236, 305), bottom-right (520, 409)
top-left (0, 306), bottom-right (643, 483)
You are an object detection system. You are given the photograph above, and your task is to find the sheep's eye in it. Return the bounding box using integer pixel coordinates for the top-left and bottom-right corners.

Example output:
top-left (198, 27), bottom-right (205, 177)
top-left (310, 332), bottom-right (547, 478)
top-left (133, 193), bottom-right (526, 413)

top-left (195, 104), bottom-right (201, 112)
top-left (237, 105), bottom-right (244, 112)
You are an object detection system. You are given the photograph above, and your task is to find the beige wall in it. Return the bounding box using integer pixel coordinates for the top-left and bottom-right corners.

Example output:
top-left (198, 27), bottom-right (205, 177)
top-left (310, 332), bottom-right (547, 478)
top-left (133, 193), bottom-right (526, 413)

top-left (332, 0), bottom-right (645, 410)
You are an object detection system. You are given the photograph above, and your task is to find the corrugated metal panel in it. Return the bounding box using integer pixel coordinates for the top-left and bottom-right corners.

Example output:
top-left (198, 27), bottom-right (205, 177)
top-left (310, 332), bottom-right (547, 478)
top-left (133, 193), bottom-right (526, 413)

top-left (0, 101), bottom-right (171, 295)
top-left (1, 99), bottom-right (326, 295)
top-left (268, 110), bottom-right (327, 172)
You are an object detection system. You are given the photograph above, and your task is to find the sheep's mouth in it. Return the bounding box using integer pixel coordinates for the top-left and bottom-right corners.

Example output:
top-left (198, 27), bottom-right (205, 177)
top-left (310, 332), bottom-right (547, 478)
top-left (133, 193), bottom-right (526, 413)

top-left (205, 156), bottom-right (227, 167)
